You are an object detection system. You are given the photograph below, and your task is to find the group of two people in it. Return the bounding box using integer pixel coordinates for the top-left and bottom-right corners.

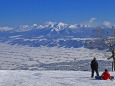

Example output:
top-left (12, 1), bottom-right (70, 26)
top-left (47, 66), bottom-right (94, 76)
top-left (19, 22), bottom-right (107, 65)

top-left (91, 57), bottom-right (111, 80)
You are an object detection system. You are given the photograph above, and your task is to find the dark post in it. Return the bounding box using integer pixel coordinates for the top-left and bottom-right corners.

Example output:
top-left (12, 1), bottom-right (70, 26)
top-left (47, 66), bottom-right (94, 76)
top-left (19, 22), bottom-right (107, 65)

top-left (112, 49), bottom-right (115, 71)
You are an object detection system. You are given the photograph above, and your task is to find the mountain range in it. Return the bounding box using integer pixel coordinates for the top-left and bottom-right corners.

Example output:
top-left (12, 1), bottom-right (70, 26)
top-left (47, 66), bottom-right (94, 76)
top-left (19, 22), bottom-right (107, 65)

top-left (0, 22), bottom-right (114, 49)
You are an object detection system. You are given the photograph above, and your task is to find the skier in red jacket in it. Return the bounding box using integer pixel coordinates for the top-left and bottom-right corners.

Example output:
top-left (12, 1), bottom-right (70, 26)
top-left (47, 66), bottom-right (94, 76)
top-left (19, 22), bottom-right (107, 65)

top-left (101, 69), bottom-right (111, 80)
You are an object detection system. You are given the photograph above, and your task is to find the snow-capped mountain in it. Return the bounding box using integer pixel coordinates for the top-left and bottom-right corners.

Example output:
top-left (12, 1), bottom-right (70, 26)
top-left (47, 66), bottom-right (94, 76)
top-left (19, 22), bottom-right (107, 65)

top-left (0, 22), bottom-right (114, 49)
top-left (15, 22), bottom-right (91, 32)
top-left (0, 27), bottom-right (15, 31)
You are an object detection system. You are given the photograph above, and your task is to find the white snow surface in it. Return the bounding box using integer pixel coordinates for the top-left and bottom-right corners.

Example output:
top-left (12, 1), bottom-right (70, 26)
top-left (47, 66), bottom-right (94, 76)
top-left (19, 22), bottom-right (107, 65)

top-left (0, 43), bottom-right (111, 70)
top-left (0, 43), bottom-right (114, 86)
top-left (0, 70), bottom-right (115, 86)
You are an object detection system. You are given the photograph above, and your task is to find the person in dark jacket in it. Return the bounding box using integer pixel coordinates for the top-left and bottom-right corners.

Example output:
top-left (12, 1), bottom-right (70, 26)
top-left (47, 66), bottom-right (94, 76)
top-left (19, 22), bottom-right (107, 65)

top-left (90, 57), bottom-right (99, 78)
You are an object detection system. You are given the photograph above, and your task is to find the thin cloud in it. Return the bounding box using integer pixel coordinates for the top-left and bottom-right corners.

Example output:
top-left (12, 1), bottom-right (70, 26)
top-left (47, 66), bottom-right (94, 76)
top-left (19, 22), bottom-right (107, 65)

top-left (103, 21), bottom-right (111, 27)
top-left (89, 18), bottom-right (96, 22)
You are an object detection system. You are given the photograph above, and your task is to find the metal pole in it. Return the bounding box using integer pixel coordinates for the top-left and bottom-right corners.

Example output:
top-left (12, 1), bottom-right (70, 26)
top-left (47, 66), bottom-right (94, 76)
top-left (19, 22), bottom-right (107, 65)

top-left (114, 58), bottom-right (115, 71)
top-left (112, 61), bottom-right (115, 71)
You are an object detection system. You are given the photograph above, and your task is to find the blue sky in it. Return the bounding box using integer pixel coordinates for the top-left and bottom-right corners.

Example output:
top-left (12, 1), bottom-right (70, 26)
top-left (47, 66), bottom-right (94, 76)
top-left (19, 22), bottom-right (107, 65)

top-left (0, 0), bottom-right (115, 27)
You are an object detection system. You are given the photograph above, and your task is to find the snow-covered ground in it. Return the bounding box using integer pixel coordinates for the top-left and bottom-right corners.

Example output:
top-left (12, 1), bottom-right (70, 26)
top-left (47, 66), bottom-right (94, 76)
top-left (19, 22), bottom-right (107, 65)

top-left (0, 43), bottom-right (112, 70)
top-left (0, 70), bottom-right (115, 86)
top-left (0, 43), bottom-right (114, 86)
